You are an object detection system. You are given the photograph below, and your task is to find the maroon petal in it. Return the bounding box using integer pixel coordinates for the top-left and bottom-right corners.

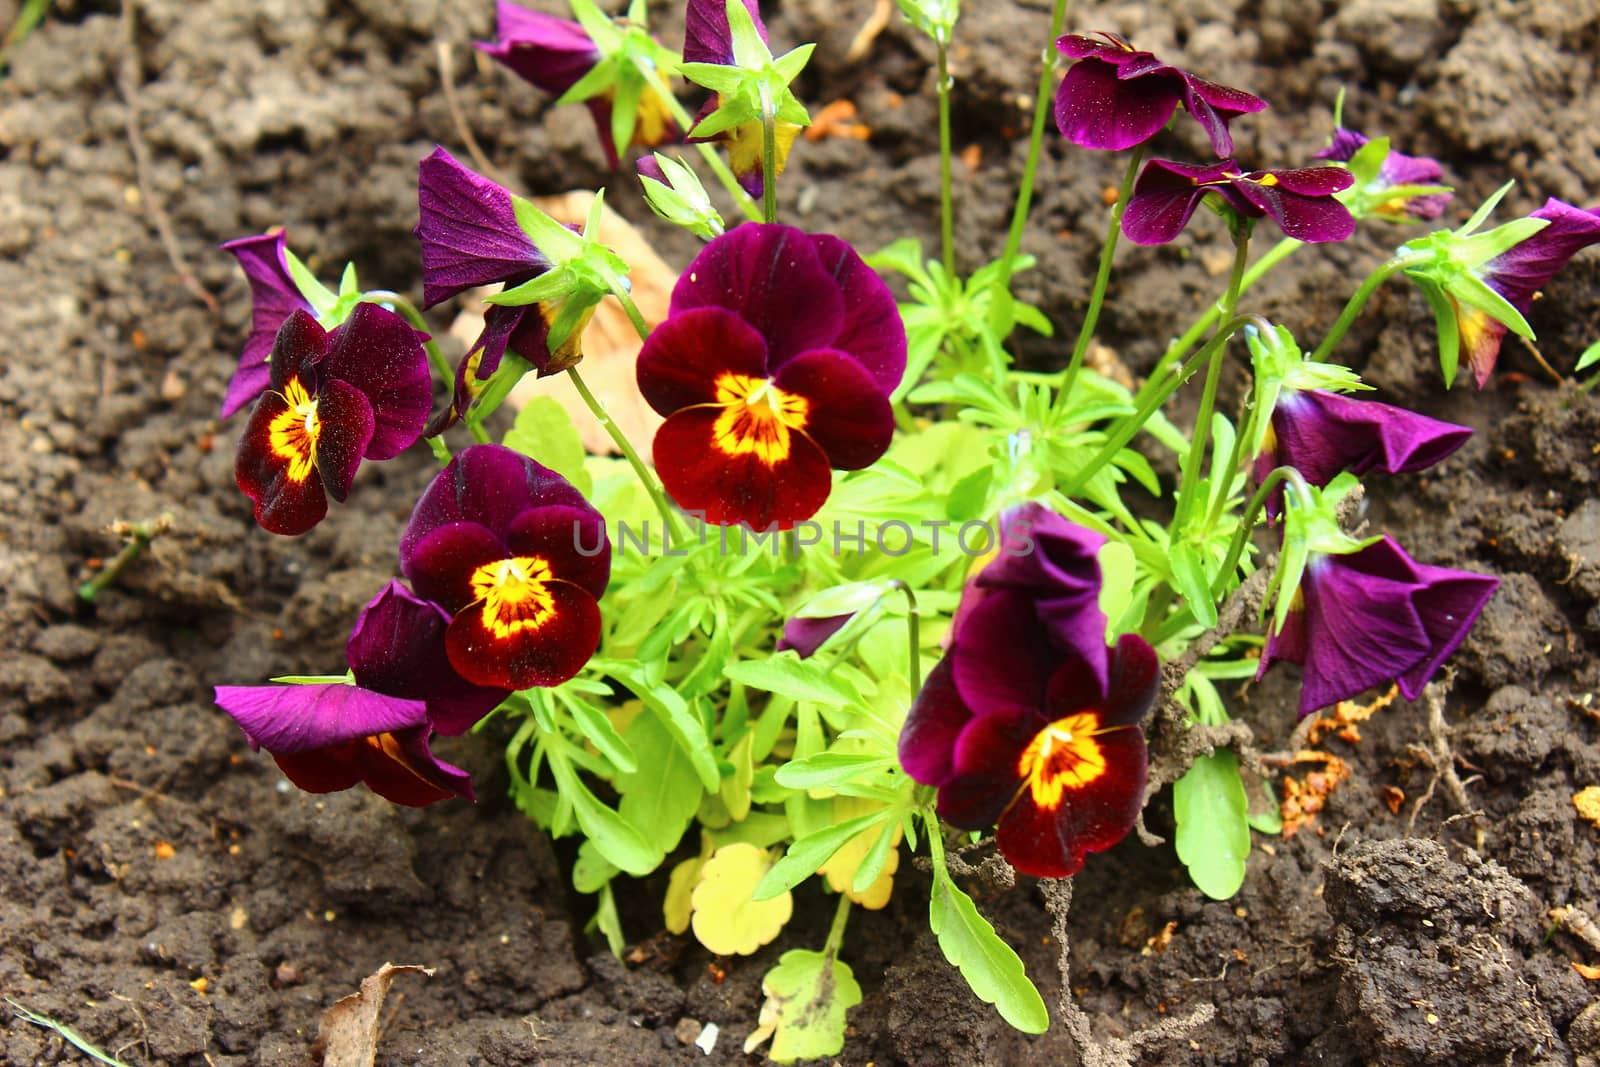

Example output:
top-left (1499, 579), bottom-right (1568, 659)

top-left (652, 405), bottom-right (834, 529)
top-left (1121, 158), bottom-right (1231, 245)
top-left (777, 614), bottom-right (853, 659)
top-left (352, 728), bottom-right (476, 805)
top-left (899, 658), bottom-right (972, 787)
top-left (685, 0), bottom-right (765, 65)
top-left (506, 504), bottom-right (612, 600)
top-left (311, 378), bottom-right (376, 504)
top-left (637, 306), bottom-right (770, 416)
top-left (1229, 170), bottom-right (1355, 243)
top-left (402, 444), bottom-right (595, 565)
top-left (220, 232), bottom-right (314, 419)
top-left (950, 588), bottom-right (1057, 718)
top-left (1102, 633), bottom-right (1160, 727)
top-left (994, 710), bottom-right (1148, 878)
top-left (320, 303), bottom-right (431, 460)
top-left (1268, 389), bottom-right (1472, 493)
top-left (235, 385), bottom-right (329, 536)
top-left (214, 683), bottom-right (428, 753)
top-left (936, 705), bottom-right (1039, 829)
top-left (1054, 33), bottom-right (1145, 64)
top-left (770, 349), bottom-right (896, 470)
top-left (415, 146), bottom-right (553, 307)
top-left (404, 521), bottom-right (509, 614)
top-left (446, 578), bottom-right (602, 689)
top-left (808, 233), bottom-right (908, 395)
top-left (670, 224), bottom-right (845, 370)
top-left (476, 4), bottom-right (599, 97)
top-left (1177, 73), bottom-right (1269, 157)
top-left (346, 581), bottom-right (508, 736)
top-left (1054, 57), bottom-right (1181, 152)
top-left (267, 309), bottom-right (330, 393)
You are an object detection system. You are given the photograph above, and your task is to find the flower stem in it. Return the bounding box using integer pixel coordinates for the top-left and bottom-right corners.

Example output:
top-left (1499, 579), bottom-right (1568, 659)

top-left (1172, 233), bottom-right (1250, 529)
top-left (608, 278), bottom-right (653, 342)
top-left (1057, 145), bottom-right (1143, 409)
top-left (935, 36), bottom-right (956, 276)
top-left (886, 579), bottom-right (921, 693)
top-left (822, 890), bottom-right (853, 959)
top-left (995, 0), bottom-right (1071, 286)
top-left (1308, 255), bottom-right (1416, 363)
top-left (759, 83), bottom-right (778, 224)
top-left (566, 364), bottom-right (676, 533)
top-left (78, 513), bottom-right (172, 602)
top-left (638, 61), bottom-right (762, 224)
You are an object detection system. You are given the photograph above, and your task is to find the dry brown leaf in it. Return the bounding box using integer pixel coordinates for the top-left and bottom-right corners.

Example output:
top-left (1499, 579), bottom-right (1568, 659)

top-left (1574, 786), bottom-right (1600, 825)
top-left (448, 191), bottom-right (677, 456)
top-left (1278, 750), bottom-right (1352, 839)
top-left (1307, 685), bottom-right (1399, 746)
top-left (312, 963), bottom-right (434, 1067)
top-left (1573, 962), bottom-right (1600, 981)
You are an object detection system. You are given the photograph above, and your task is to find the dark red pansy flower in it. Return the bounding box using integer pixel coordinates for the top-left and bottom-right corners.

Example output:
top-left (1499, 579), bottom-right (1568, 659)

top-left (400, 444), bottom-right (611, 690)
top-left (1258, 536), bottom-right (1498, 718)
top-left (637, 223), bottom-right (905, 530)
top-left (220, 230), bottom-right (315, 419)
top-left (235, 305), bottom-right (431, 536)
top-left (1255, 389), bottom-right (1471, 516)
top-left (900, 617), bottom-right (1158, 880)
top-left (1054, 32), bottom-right (1267, 156)
top-left (1121, 157), bottom-right (1355, 246)
top-left (213, 582), bottom-right (505, 806)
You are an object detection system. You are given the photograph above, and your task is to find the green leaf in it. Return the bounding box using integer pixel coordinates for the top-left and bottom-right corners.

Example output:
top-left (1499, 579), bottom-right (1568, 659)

top-left (503, 394), bottom-right (594, 496)
top-left (720, 729), bottom-right (757, 822)
top-left (773, 753), bottom-right (891, 791)
top-left (613, 666), bottom-right (721, 791)
top-left (617, 710), bottom-right (705, 854)
top-left (549, 750), bottom-right (660, 875)
top-left (929, 859), bottom-right (1049, 1033)
top-left (1097, 539), bottom-right (1138, 635)
top-left (754, 810), bottom-right (889, 900)
top-left (563, 695), bottom-right (636, 773)
top-left (726, 655), bottom-right (860, 707)
top-left (1576, 338), bottom-right (1600, 373)
top-left (1170, 541), bottom-right (1219, 629)
top-left (573, 839), bottom-right (619, 893)
top-left (1173, 749), bottom-right (1251, 900)
top-left (792, 580), bottom-right (888, 620)
top-left (751, 950), bottom-right (862, 1062)
top-left (593, 883), bottom-right (625, 956)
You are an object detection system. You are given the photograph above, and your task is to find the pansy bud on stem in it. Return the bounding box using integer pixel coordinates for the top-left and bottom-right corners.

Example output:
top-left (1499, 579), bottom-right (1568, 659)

top-left (895, 0), bottom-right (959, 44)
top-left (637, 153), bottom-right (725, 241)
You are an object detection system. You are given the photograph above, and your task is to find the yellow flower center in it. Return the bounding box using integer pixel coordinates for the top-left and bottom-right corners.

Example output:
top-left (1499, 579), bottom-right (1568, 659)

top-left (468, 555), bottom-right (556, 639)
top-left (710, 372), bottom-right (810, 467)
top-left (267, 377), bottom-right (321, 484)
top-left (1016, 712), bottom-right (1108, 811)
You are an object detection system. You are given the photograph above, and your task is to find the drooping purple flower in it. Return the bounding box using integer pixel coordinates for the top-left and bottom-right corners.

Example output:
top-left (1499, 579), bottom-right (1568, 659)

top-left (414, 147), bottom-right (583, 435)
top-left (400, 444), bottom-right (611, 690)
top-left (1053, 32), bottom-right (1267, 156)
top-left (681, 0), bottom-right (798, 199)
top-left (213, 582), bottom-right (506, 806)
top-left (1255, 390), bottom-right (1472, 514)
top-left (1257, 536), bottom-right (1499, 717)
top-left (220, 231), bottom-right (315, 419)
top-left (685, 0), bottom-right (764, 65)
top-left (1122, 158), bottom-right (1355, 245)
top-left (1315, 127), bottom-right (1451, 220)
top-left (777, 614), bottom-right (852, 658)
top-left (235, 305), bottom-right (432, 536)
top-left (477, 1), bottom-right (677, 170)
top-left (1455, 199), bottom-right (1600, 387)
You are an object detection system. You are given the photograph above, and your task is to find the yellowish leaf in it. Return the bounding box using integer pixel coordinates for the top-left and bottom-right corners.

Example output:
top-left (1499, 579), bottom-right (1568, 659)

top-left (818, 797), bottom-right (902, 910)
top-left (690, 843), bottom-right (793, 956)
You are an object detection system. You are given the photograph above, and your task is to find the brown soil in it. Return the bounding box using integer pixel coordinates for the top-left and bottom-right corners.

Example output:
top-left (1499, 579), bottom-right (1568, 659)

top-left (3, 1), bottom-right (1598, 1064)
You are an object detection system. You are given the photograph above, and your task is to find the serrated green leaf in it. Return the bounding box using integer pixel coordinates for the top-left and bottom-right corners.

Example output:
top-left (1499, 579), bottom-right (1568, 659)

top-left (754, 950), bottom-right (862, 1063)
top-left (929, 859), bottom-right (1049, 1033)
top-left (1173, 749), bottom-right (1251, 900)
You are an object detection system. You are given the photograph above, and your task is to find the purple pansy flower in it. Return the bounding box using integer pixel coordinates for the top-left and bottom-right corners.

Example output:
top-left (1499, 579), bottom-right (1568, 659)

top-left (235, 305), bottom-right (431, 536)
top-left (1315, 127), bottom-right (1451, 221)
top-left (414, 147), bottom-right (586, 435)
top-left (1054, 32), bottom-right (1267, 156)
top-left (220, 231), bottom-right (315, 420)
top-left (477, 0), bottom-right (676, 170)
top-left (1257, 536), bottom-right (1499, 717)
top-left (1454, 199), bottom-right (1600, 387)
top-left (400, 444), bottom-right (611, 690)
top-left (1122, 158), bottom-right (1355, 245)
top-left (214, 582), bottom-right (506, 806)
top-left (1256, 390), bottom-right (1472, 514)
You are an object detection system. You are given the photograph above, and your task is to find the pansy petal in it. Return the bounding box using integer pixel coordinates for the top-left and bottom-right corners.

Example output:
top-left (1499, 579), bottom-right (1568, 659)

top-left (1121, 160), bottom-right (1219, 245)
top-left (346, 581), bottom-right (507, 736)
top-left (652, 405), bottom-right (834, 529)
top-left (1457, 300), bottom-right (1510, 388)
top-left (236, 390), bottom-right (328, 536)
top-left (312, 378), bottom-right (376, 504)
top-left (415, 146), bottom-right (552, 307)
top-left (446, 578), bottom-right (601, 689)
top-left (506, 504), bottom-right (612, 600)
top-left (1230, 173), bottom-right (1356, 243)
top-left (477, 3), bottom-right (599, 95)
top-left (404, 522), bottom-right (509, 614)
top-left (320, 303), bottom-right (432, 460)
top-left (777, 614), bottom-right (853, 659)
top-left (899, 658), bottom-right (972, 787)
top-left (1055, 57), bottom-right (1181, 152)
top-left (671, 224), bottom-right (845, 369)
top-left (270, 744), bottom-right (363, 794)
top-left (1042, 652), bottom-right (1106, 719)
top-left (1398, 562), bottom-right (1499, 701)
top-left (1484, 199), bottom-right (1600, 312)
top-left (684, 0), bottom-right (765, 65)
top-left (1178, 74), bottom-right (1268, 157)
top-left (402, 444), bottom-right (594, 560)
top-left (808, 234), bottom-right (908, 396)
top-left (637, 306), bottom-right (770, 415)
top-left (214, 684), bottom-right (428, 752)
top-left (220, 232), bottom-right (314, 418)
top-left (936, 705), bottom-right (1039, 829)
top-left (353, 729), bottom-right (476, 806)
top-left (267, 309), bottom-right (330, 393)
top-left (950, 588), bottom-right (1057, 717)
top-left (1270, 390), bottom-right (1472, 490)
top-left (771, 349), bottom-right (895, 470)
top-left (1103, 632), bottom-right (1160, 727)
top-left (995, 714), bottom-right (1147, 879)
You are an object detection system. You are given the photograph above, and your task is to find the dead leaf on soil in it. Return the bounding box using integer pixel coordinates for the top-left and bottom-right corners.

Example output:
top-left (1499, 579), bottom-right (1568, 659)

top-left (1573, 962), bottom-right (1600, 981)
top-left (1278, 750), bottom-right (1352, 838)
top-left (1307, 685), bottom-right (1398, 746)
top-left (312, 962), bottom-right (434, 1067)
top-left (448, 191), bottom-right (675, 457)
top-left (1573, 786), bottom-right (1600, 825)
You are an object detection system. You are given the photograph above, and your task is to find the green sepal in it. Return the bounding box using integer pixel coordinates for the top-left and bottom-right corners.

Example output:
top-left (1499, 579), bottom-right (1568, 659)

top-left (267, 671), bottom-right (353, 685)
top-left (1448, 268), bottom-right (1535, 340)
top-left (282, 248), bottom-right (338, 316)
top-left (725, 0), bottom-right (771, 69)
top-left (1415, 279), bottom-right (1462, 387)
